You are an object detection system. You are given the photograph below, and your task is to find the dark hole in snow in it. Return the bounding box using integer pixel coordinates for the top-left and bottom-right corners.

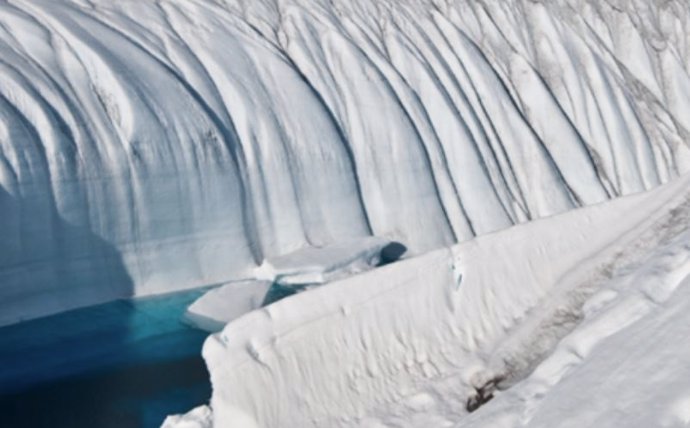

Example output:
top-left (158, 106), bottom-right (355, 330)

top-left (466, 377), bottom-right (502, 413)
top-left (378, 242), bottom-right (407, 266)
top-left (466, 389), bottom-right (494, 413)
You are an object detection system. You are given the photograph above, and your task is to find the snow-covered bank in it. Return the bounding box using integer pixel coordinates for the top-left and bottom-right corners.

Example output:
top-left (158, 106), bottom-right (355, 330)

top-left (162, 406), bottom-right (212, 428)
top-left (3, 0), bottom-right (690, 324)
top-left (464, 205), bottom-right (690, 427)
top-left (184, 174), bottom-right (690, 427)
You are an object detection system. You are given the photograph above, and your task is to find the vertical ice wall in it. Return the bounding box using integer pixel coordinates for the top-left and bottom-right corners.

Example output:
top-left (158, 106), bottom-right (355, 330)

top-left (1, 0), bottom-right (690, 325)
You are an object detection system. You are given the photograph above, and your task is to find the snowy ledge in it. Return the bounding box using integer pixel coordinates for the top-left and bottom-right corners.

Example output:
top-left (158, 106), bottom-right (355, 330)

top-left (170, 174), bottom-right (690, 427)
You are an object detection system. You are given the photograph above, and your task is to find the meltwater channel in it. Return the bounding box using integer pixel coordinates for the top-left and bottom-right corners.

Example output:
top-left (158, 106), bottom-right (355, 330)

top-left (0, 289), bottom-right (213, 428)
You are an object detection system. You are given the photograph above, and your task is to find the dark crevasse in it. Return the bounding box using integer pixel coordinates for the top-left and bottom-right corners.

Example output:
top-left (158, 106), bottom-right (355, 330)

top-left (0, 289), bottom-right (212, 428)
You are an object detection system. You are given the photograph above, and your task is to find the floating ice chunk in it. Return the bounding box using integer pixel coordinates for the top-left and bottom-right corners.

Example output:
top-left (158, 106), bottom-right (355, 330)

top-left (161, 405), bottom-right (212, 428)
top-left (184, 281), bottom-right (272, 332)
top-left (254, 237), bottom-right (402, 286)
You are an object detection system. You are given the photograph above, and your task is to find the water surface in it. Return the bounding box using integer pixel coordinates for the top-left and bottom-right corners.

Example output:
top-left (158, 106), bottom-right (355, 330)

top-left (0, 290), bottom-right (212, 428)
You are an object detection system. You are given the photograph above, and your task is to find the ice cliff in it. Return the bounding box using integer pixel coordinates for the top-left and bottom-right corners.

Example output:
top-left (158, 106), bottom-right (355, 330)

top-left (2, 0), bottom-right (690, 324)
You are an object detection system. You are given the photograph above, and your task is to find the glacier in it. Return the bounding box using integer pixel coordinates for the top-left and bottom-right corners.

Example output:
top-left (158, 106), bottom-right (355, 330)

top-left (3, 0), bottom-right (690, 325)
top-left (0, 0), bottom-right (689, 427)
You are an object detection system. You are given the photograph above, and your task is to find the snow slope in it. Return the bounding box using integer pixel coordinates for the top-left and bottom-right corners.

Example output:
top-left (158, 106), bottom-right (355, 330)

top-left (180, 173), bottom-right (690, 427)
top-left (2, 0), bottom-right (690, 324)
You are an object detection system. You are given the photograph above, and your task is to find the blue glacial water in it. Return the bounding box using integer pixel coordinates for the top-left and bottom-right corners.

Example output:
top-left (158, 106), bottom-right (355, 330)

top-left (0, 289), bottom-right (213, 428)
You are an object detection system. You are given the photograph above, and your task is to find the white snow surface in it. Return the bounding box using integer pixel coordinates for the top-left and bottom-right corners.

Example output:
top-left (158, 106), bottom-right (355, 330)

top-left (184, 280), bottom-right (272, 333)
top-left (185, 173), bottom-right (690, 427)
top-left (161, 405), bottom-right (212, 428)
top-left (254, 237), bottom-right (392, 285)
top-left (3, 0), bottom-right (690, 325)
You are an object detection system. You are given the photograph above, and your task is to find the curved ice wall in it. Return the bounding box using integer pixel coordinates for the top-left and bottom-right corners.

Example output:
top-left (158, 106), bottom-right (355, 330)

top-left (1, 0), bottom-right (690, 325)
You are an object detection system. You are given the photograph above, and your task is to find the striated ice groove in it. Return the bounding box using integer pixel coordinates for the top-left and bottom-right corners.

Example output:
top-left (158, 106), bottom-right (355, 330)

top-left (1, 0), bottom-right (690, 324)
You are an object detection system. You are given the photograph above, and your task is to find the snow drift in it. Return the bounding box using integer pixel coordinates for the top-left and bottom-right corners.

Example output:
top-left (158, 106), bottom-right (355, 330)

top-left (2, 0), bottom-right (690, 324)
top-left (181, 172), bottom-right (690, 428)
